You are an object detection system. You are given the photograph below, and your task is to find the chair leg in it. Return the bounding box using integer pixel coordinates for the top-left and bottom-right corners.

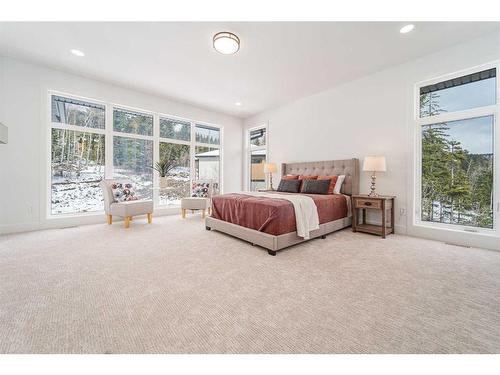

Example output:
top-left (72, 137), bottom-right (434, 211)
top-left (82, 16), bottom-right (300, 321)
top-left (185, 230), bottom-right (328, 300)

top-left (202, 209), bottom-right (206, 219)
top-left (147, 213), bottom-right (152, 224)
top-left (182, 209), bottom-right (186, 218)
top-left (124, 216), bottom-right (130, 229)
top-left (106, 215), bottom-right (112, 225)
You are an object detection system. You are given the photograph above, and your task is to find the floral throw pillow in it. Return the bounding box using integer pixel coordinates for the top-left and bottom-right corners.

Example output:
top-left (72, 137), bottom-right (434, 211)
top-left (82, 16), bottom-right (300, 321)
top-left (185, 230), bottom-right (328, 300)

top-left (111, 182), bottom-right (138, 202)
top-left (192, 182), bottom-right (211, 198)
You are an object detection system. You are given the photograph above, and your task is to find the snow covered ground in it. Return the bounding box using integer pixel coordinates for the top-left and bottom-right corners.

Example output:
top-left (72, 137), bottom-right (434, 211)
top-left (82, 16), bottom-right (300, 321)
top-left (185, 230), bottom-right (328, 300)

top-left (51, 165), bottom-right (191, 214)
top-left (159, 166), bottom-right (190, 206)
top-left (51, 166), bottom-right (104, 214)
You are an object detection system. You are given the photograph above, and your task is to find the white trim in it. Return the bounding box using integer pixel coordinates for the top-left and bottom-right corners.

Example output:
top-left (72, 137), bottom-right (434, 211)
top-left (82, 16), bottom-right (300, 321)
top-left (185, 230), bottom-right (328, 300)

top-left (414, 61), bottom-right (499, 101)
top-left (153, 113), bottom-right (160, 207)
top-left (417, 105), bottom-right (498, 126)
top-left (112, 131), bottom-right (154, 141)
top-left (51, 122), bottom-right (106, 135)
top-left (104, 101), bottom-right (113, 179)
top-left (49, 89), bottom-right (108, 106)
top-left (111, 103), bottom-right (156, 116)
top-left (414, 61), bottom-right (500, 237)
top-left (158, 137), bottom-right (191, 146)
top-left (194, 141), bottom-right (221, 148)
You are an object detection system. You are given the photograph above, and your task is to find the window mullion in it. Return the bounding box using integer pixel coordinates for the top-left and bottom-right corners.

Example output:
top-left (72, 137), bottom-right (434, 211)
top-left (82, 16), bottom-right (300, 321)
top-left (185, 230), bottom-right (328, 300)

top-left (51, 122), bottom-right (106, 135)
top-left (417, 105), bottom-right (497, 126)
top-left (190, 122), bottom-right (196, 182)
top-left (158, 137), bottom-right (191, 146)
top-left (104, 103), bottom-right (113, 179)
top-left (153, 113), bottom-right (160, 207)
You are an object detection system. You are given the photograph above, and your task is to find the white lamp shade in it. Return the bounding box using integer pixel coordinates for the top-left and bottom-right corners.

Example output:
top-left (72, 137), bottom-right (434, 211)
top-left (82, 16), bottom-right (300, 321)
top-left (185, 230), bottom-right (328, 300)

top-left (263, 163), bottom-right (277, 173)
top-left (363, 156), bottom-right (386, 172)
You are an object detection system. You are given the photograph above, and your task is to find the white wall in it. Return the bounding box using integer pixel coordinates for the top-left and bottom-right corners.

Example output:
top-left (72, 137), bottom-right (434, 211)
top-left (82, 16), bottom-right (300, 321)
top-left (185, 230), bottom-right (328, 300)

top-left (244, 30), bottom-right (500, 251)
top-left (0, 56), bottom-right (243, 234)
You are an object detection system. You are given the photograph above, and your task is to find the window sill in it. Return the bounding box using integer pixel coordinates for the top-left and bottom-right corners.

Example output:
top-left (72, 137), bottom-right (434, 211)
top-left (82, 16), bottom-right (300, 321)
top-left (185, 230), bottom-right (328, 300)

top-left (410, 222), bottom-right (500, 252)
top-left (413, 221), bottom-right (497, 237)
top-left (47, 211), bottom-right (104, 220)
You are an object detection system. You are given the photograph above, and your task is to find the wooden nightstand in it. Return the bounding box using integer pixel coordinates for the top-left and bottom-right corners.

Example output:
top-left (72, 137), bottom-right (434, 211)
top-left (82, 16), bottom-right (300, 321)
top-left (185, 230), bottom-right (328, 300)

top-left (351, 195), bottom-right (395, 238)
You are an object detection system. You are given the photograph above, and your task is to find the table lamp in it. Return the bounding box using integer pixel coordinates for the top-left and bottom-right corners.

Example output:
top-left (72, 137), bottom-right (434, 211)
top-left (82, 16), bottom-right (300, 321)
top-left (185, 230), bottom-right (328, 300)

top-left (362, 156), bottom-right (386, 197)
top-left (263, 163), bottom-right (277, 190)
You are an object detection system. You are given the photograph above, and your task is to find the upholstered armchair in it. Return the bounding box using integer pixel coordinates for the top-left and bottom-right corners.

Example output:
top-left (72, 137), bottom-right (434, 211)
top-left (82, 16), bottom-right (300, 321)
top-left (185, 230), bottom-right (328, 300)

top-left (180, 180), bottom-right (216, 219)
top-left (100, 179), bottom-right (154, 228)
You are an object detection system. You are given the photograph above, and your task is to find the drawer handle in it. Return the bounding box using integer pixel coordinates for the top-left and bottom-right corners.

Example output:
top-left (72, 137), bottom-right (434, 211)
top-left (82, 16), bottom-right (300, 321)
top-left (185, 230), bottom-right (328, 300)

top-left (364, 202), bottom-right (372, 206)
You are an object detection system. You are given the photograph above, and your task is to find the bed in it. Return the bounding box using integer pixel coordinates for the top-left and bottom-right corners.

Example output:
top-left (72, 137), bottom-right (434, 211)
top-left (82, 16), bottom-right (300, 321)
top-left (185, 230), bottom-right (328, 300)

top-left (205, 159), bottom-right (359, 255)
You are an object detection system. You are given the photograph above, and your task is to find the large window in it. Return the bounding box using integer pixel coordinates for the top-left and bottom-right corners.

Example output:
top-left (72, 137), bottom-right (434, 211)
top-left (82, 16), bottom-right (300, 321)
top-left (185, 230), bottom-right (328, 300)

top-left (112, 108), bottom-right (154, 199)
top-left (158, 117), bottom-right (191, 206)
top-left (247, 126), bottom-right (267, 191)
top-left (50, 96), bottom-right (106, 214)
top-left (49, 93), bottom-right (222, 216)
top-left (194, 124), bottom-right (221, 194)
top-left (417, 67), bottom-right (497, 231)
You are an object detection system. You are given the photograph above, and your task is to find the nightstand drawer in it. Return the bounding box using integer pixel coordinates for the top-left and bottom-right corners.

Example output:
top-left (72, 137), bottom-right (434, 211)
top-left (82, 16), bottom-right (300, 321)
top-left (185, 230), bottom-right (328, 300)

top-left (354, 198), bottom-right (381, 209)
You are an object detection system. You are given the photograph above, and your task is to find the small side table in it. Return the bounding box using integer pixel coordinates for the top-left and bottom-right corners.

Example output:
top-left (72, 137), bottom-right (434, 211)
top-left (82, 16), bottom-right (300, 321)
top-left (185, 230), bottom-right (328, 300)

top-left (351, 194), bottom-right (395, 238)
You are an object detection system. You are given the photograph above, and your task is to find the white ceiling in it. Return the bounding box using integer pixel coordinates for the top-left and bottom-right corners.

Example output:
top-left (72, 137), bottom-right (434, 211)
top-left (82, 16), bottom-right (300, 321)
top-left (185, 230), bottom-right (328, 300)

top-left (1, 22), bottom-right (499, 118)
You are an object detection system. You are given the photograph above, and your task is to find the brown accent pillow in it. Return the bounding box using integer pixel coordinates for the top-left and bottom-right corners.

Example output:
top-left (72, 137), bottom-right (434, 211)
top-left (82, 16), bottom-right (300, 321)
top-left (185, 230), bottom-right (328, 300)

top-left (317, 175), bottom-right (339, 195)
top-left (298, 175), bottom-right (318, 180)
top-left (282, 175), bottom-right (299, 180)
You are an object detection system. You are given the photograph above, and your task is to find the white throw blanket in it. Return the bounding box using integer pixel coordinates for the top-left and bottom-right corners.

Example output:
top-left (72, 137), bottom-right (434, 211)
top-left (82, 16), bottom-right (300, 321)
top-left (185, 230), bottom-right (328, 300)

top-left (237, 191), bottom-right (319, 239)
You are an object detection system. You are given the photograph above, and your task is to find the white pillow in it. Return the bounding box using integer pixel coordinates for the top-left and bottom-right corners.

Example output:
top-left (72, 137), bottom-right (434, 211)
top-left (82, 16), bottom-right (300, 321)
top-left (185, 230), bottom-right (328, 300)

top-left (334, 175), bottom-right (345, 194)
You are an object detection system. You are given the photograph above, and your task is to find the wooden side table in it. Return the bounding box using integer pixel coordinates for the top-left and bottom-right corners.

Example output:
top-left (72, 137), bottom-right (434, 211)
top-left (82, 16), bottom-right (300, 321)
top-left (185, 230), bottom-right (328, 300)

top-left (351, 195), bottom-right (395, 238)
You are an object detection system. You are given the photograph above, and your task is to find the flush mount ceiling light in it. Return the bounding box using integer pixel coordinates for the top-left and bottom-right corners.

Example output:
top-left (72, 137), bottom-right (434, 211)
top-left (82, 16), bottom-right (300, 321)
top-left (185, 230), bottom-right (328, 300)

top-left (70, 49), bottom-right (85, 57)
top-left (400, 24), bottom-right (415, 34)
top-left (213, 32), bottom-right (240, 55)
top-left (235, 102), bottom-right (242, 106)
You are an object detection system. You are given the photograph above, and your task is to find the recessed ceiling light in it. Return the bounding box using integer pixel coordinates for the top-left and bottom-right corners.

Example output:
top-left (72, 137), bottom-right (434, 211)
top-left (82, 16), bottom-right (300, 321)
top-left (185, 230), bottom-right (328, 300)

top-left (213, 32), bottom-right (240, 55)
top-left (235, 102), bottom-right (242, 106)
top-left (70, 49), bottom-right (85, 57)
top-left (400, 24), bottom-right (415, 34)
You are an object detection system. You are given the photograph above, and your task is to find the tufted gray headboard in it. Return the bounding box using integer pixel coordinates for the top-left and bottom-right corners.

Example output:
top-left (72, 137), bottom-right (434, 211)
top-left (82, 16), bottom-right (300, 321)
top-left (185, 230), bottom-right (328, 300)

top-left (281, 158), bottom-right (359, 195)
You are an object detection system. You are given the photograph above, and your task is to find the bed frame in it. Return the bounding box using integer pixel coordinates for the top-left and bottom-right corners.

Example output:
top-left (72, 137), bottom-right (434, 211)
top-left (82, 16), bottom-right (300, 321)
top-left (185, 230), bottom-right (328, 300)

top-left (205, 158), bottom-right (359, 255)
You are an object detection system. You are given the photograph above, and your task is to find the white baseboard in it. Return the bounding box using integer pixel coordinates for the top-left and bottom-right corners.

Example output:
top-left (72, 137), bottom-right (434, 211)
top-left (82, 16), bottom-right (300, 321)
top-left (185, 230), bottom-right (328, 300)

top-left (0, 221), bottom-right (41, 235)
top-left (0, 208), bottom-right (181, 235)
top-left (394, 224), bottom-right (407, 235)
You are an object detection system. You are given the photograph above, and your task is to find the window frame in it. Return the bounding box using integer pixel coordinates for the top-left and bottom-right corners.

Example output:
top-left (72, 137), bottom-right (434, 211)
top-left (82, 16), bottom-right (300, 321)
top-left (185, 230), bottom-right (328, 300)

top-left (193, 121), bottom-right (223, 192)
top-left (46, 90), bottom-right (223, 219)
top-left (414, 62), bottom-right (500, 235)
top-left (246, 124), bottom-right (268, 191)
top-left (157, 116), bottom-right (223, 207)
top-left (47, 91), bottom-right (108, 218)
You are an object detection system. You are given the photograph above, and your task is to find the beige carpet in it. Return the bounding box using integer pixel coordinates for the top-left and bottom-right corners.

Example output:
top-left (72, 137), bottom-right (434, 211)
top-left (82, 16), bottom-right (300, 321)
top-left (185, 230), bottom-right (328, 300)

top-left (1, 214), bottom-right (500, 354)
